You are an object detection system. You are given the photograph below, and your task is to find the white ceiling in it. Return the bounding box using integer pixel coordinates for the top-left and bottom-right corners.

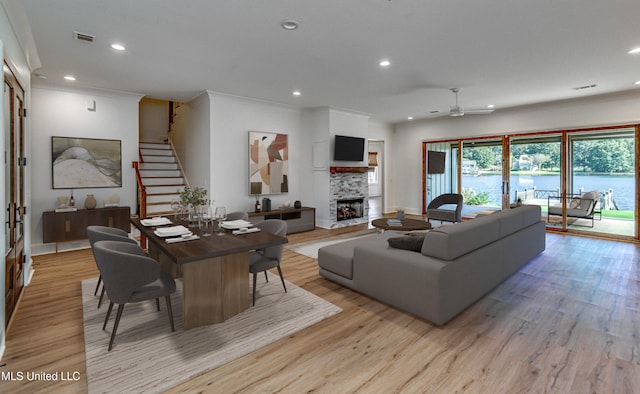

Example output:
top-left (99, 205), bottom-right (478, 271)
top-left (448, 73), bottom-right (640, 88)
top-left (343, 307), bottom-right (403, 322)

top-left (21, 0), bottom-right (640, 124)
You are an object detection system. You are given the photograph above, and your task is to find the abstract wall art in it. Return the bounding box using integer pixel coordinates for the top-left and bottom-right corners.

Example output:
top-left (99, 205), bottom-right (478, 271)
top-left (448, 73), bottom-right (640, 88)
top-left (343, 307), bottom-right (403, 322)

top-left (249, 131), bottom-right (288, 195)
top-left (52, 136), bottom-right (122, 189)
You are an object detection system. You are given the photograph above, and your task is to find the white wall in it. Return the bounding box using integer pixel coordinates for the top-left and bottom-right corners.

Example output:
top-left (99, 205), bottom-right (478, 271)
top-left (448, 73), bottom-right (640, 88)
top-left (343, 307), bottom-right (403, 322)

top-left (392, 90), bottom-right (640, 215)
top-left (301, 107), bottom-right (372, 228)
top-left (367, 121), bottom-right (394, 212)
top-left (208, 91), bottom-right (303, 213)
top-left (302, 107), bottom-right (331, 227)
top-left (139, 97), bottom-right (169, 142)
top-left (172, 92), bottom-right (211, 192)
top-left (172, 95), bottom-right (384, 228)
top-left (329, 108), bottom-right (370, 166)
top-left (30, 85), bottom-right (143, 255)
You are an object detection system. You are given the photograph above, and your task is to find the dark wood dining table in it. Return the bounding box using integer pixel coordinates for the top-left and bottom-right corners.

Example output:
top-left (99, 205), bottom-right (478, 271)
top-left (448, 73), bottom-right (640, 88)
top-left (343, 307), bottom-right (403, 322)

top-left (131, 217), bottom-right (288, 330)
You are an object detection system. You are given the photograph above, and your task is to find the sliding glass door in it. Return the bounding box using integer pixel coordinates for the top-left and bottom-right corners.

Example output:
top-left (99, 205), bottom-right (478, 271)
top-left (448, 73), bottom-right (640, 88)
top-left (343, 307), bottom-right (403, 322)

top-left (459, 139), bottom-right (504, 216)
top-left (509, 134), bottom-right (562, 224)
top-left (423, 125), bottom-right (638, 240)
top-left (566, 128), bottom-right (636, 237)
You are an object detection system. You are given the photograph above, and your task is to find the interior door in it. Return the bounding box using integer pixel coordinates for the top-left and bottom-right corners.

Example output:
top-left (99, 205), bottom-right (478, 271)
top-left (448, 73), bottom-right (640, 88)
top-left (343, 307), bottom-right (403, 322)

top-left (4, 62), bottom-right (25, 326)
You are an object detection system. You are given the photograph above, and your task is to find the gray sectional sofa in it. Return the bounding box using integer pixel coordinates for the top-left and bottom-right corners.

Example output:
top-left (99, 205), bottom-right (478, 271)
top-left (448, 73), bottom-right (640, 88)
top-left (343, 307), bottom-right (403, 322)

top-left (318, 205), bottom-right (546, 325)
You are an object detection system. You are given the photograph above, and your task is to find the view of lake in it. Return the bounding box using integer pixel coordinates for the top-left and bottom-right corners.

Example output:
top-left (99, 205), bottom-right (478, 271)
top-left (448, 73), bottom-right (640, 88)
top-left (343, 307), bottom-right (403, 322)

top-left (462, 174), bottom-right (635, 210)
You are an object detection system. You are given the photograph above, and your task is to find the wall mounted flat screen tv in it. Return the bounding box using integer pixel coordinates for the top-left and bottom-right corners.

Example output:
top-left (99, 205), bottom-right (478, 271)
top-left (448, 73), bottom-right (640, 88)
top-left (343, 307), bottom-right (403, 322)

top-left (334, 135), bottom-right (365, 161)
top-left (427, 150), bottom-right (446, 174)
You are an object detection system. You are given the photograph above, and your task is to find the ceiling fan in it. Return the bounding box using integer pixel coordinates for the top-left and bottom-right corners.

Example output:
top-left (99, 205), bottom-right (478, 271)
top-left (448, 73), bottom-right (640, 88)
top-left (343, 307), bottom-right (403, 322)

top-left (433, 88), bottom-right (495, 117)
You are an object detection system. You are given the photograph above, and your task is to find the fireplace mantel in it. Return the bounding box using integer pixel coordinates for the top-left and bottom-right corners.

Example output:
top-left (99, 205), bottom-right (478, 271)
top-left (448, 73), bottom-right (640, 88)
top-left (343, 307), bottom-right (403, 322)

top-left (330, 166), bottom-right (370, 174)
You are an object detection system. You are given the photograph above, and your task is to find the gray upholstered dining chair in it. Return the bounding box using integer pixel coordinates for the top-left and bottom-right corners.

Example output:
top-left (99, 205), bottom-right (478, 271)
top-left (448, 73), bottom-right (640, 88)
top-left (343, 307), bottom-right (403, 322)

top-left (226, 211), bottom-right (249, 221)
top-left (249, 219), bottom-right (287, 306)
top-left (87, 225), bottom-right (138, 308)
top-left (92, 240), bottom-right (176, 351)
top-left (426, 193), bottom-right (464, 224)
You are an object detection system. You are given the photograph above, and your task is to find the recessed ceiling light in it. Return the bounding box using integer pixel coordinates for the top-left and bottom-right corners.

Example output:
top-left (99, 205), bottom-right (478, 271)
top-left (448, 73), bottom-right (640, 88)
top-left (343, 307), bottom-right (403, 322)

top-left (281, 20), bottom-right (299, 30)
top-left (292, 90), bottom-right (301, 96)
top-left (64, 75), bottom-right (76, 81)
top-left (111, 43), bottom-right (126, 51)
top-left (627, 47), bottom-right (640, 55)
top-left (379, 59), bottom-right (391, 67)
top-left (635, 80), bottom-right (640, 85)
top-left (407, 116), bottom-right (413, 120)
top-left (487, 104), bottom-right (495, 108)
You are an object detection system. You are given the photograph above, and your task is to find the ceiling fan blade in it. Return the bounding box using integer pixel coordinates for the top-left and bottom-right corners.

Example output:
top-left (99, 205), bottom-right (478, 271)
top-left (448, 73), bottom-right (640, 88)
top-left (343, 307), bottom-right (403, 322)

top-left (462, 108), bottom-right (494, 115)
top-left (426, 110), bottom-right (449, 118)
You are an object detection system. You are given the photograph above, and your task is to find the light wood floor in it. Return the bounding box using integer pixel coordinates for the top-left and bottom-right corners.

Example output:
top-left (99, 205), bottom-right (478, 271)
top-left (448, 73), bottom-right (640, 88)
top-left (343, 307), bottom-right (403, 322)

top-left (2, 224), bottom-right (640, 393)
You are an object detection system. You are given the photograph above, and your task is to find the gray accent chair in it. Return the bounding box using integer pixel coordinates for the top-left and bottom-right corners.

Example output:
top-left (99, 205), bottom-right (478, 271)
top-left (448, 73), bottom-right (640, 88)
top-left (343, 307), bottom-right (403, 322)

top-left (92, 240), bottom-right (176, 351)
top-left (87, 225), bottom-right (138, 308)
top-left (226, 211), bottom-right (250, 221)
top-left (427, 193), bottom-right (463, 223)
top-left (250, 220), bottom-right (287, 306)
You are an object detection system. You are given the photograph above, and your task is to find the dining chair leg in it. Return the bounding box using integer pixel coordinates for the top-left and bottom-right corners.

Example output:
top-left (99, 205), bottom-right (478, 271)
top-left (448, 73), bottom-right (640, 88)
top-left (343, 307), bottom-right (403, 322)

top-left (108, 304), bottom-right (125, 351)
top-left (264, 271), bottom-right (269, 282)
top-left (252, 272), bottom-right (258, 306)
top-left (165, 295), bottom-right (175, 332)
top-left (98, 287), bottom-right (106, 309)
top-left (277, 265), bottom-right (287, 293)
top-left (156, 298), bottom-right (160, 311)
top-left (94, 275), bottom-right (102, 296)
top-left (103, 301), bottom-right (114, 330)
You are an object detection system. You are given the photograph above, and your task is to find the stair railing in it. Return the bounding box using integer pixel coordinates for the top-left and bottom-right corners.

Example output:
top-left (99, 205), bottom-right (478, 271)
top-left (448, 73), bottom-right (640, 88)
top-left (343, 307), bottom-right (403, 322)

top-left (168, 135), bottom-right (190, 189)
top-left (132, 160), bottom-right (147, 248)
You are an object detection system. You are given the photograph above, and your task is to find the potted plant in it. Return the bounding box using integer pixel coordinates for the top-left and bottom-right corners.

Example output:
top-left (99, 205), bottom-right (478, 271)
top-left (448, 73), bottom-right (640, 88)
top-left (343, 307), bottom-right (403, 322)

top-left (179, 186), bottom-right (209, 226)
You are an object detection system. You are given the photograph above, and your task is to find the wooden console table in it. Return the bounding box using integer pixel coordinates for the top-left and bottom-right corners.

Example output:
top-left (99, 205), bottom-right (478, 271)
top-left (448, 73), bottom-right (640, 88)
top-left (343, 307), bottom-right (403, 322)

top-left (42, 206), bottom-right (131, 252)
top-left (248, 206), bottom-right (315, 233)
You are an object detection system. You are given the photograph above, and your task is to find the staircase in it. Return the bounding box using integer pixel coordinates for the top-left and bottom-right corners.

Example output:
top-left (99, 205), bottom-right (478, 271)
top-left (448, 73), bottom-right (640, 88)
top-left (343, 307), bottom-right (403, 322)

top-left (137, 142), bottom-right (185, 216)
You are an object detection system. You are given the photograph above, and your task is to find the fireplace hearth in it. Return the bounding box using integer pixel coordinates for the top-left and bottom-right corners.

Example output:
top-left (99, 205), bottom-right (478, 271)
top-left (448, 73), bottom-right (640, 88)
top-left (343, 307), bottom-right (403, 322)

top-left (337, 198), bottom-right (364, 221)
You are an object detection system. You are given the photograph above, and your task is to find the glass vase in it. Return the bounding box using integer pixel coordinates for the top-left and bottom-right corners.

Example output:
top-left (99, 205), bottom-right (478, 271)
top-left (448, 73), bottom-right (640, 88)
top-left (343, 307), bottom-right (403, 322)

top-left (188, 207), bottom-right (200, 228)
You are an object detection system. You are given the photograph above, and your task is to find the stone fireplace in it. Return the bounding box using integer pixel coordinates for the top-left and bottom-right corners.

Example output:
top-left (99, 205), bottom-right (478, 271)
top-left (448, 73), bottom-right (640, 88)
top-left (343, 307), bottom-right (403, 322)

top-left (329, 167), bottom-right (369, 228)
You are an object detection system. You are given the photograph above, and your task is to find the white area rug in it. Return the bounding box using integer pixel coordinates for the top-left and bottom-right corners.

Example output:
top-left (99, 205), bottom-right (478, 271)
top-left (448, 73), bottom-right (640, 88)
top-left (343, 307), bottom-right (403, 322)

top-left (285, 229), bottom-right (379, 259)
top-left (82, 273), bottom-right (341, 393)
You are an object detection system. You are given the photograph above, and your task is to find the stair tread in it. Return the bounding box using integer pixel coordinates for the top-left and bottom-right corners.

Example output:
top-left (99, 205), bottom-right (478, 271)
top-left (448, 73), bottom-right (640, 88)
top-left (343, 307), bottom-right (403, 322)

top-left (139, 140), bottom-right (183, 218)
top-left (142, 176), bottom-right (183, 179)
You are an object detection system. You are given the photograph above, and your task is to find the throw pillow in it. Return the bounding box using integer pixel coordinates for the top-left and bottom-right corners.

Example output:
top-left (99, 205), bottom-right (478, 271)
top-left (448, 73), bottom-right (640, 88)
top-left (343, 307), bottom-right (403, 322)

top-left (579, 191), bottom-right (597, 209)
top-left (387, 235), bottom-right (425, 252)
top-left (569, 197), bottom-right (580, 209)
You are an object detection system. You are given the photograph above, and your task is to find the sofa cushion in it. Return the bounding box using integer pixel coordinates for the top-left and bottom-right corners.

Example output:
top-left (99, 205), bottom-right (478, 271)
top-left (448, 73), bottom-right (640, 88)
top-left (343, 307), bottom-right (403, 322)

top-left (387, 235), bottom-right (425, 252)
top-left (421, 216), bottom-right (500, 261)
top-left (318, 233), bottom-right (397, 279)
